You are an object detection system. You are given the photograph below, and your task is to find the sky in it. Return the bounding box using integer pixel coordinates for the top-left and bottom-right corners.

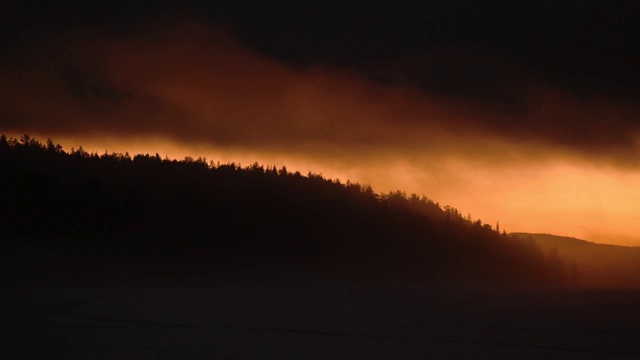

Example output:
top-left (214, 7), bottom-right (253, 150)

top-left (1, 1), bottom-right (639, 245)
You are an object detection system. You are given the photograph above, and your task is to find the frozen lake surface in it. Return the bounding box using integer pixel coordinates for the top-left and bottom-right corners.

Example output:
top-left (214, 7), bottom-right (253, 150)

top-left (2, 286), bottom-right (640, 359)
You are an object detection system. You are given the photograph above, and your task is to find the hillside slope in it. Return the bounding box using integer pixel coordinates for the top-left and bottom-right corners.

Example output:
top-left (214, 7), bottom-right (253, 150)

top-left (1, 135), bottom-right (570, 288)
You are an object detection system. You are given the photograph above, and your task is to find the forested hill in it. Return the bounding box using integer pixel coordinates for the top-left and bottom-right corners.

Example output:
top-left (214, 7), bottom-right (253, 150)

top-left (0, 135), bottom-right (570, 287)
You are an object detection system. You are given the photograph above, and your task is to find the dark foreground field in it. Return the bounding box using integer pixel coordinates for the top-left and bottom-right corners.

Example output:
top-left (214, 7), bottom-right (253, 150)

top-left (2, 286), bottom-right (640, 359)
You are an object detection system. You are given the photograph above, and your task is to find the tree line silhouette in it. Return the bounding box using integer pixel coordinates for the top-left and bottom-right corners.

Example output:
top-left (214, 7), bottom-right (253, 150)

top-left (0, 134), bottom-right (572, 287)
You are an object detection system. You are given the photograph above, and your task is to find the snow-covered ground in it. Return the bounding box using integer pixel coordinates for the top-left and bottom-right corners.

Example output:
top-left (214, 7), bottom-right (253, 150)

top-left (2, 286), bottom-right (640, 359)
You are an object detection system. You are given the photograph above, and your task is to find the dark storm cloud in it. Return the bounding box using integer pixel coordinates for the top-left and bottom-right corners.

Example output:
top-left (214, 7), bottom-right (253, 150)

top-left (0, 3), bottom-right (639, 168)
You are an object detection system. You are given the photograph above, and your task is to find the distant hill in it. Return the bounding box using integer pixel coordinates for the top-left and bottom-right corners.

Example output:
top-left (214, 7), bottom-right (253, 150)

top-left (512, 233), bottom-right (598, 249)
top-left (0, 135), bottom-right (572, 288)
top-left (513, 233), bottom-right (640, 289)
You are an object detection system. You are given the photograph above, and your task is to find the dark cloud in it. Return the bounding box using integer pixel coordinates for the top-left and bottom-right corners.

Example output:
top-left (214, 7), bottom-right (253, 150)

top-left (0, 16), bottom-right (639, 168)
